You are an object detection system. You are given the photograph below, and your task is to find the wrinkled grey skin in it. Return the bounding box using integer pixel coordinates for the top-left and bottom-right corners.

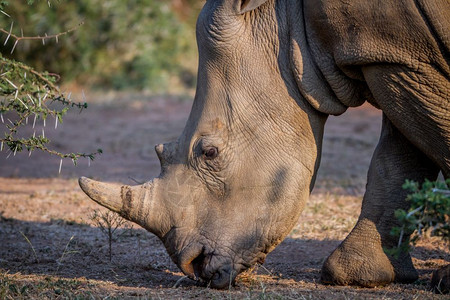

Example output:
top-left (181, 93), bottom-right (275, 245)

top-left (80, 0), bottom-right (450, 289)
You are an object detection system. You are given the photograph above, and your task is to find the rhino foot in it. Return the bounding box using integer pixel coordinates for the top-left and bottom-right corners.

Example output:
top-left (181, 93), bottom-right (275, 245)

top-left (321, 218), bottom-right (417, 287)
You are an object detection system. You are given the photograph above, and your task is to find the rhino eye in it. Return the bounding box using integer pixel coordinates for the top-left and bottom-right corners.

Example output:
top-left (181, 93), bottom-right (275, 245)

top-left (203, 147), bottom-right (218, 160)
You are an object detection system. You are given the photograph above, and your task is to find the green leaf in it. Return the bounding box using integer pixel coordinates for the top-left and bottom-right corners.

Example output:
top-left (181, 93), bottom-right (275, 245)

top-left (390, 179), bottom-right (450, 256)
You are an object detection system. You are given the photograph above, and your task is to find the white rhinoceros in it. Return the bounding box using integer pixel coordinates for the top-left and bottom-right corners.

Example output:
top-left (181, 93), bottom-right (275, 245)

top-left (80, 0), bottom-right (449, 289)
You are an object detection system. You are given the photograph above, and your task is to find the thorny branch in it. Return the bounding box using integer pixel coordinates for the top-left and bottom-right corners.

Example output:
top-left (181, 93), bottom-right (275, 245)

top-left (0, 22), bottom-right (84, 54)
top-left (0, 15), bottom-right (100, 170)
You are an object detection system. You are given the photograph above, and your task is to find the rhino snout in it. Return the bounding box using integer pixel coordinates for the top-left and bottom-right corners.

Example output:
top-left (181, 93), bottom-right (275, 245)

top-left (176, 244), bottom-right (240, 289)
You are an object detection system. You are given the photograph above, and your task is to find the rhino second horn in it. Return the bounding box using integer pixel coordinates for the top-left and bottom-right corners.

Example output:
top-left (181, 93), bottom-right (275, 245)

top-left (155, 142), bottom-right (178, 166)
top-left (155, 143), bottom-right (165, 164)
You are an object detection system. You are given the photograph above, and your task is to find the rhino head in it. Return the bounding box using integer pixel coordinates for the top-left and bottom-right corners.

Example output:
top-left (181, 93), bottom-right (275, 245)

top-left (80, 0), bottom-right (329, 288)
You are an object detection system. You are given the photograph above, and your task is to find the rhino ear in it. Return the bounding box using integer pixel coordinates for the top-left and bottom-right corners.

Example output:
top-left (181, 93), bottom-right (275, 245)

top-left (239, 0), bottom-right (268, 14)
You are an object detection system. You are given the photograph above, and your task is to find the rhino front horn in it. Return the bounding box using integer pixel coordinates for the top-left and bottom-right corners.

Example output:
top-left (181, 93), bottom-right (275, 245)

top-left (79, 177), bottom-right (125, 212)
top-left (79, 177), bottom-right (155, 225)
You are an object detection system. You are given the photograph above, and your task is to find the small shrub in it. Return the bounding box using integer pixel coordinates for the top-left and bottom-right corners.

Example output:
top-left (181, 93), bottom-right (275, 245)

top-left (387, 179), bottom-right (450, 257)
top-left (90, 209), bottom-right (133, 262)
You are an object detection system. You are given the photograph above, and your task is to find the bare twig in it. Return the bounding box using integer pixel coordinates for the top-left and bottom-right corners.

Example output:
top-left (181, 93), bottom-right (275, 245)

top-left (173, 276), bottom-right (189, 288)
top-left (432, 188), bottom-right (450, 196)
top-left (0, 22), bottom-right (84, 54)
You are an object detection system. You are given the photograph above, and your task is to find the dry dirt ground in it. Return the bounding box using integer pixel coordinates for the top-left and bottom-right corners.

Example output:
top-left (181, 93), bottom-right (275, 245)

top-left (0, 94), bottom-right (448, 299)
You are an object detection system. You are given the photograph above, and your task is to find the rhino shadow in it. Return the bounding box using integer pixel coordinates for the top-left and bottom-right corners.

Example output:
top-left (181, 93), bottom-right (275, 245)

top-left (0, 216), bottom-right (341, 288)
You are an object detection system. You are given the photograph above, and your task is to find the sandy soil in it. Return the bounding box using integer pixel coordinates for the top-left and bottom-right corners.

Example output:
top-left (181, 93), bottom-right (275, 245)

top-left (0, 94), bottom-right (448, 299)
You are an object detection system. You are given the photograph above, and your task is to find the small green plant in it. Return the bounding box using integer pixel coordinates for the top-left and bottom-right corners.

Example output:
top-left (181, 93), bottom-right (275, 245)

top-left (90, 210), bottom-right (133, 262)
top-left (387, 179), bottom-right (450, 257)
top-left (0, 272), bottom-right (31, 299)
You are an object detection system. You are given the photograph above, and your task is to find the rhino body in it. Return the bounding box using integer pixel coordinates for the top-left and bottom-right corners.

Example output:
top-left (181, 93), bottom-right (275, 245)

top-left (80, 0), bottom-right (449, 289)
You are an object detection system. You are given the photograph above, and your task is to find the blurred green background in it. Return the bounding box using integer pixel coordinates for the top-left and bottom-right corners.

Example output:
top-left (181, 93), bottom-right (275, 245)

top-left (0, 0), bottom-right (203, 93)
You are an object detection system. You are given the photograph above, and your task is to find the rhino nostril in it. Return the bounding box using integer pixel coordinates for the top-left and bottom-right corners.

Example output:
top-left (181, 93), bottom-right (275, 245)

top-left (178, 246), bottom-right (204, 280)
top-left (191, 252), bottom-right (207, 280)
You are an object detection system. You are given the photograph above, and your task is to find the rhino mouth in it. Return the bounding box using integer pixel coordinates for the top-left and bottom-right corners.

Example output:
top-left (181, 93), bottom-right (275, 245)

top-left (174, 242), bottom-right (264, 289)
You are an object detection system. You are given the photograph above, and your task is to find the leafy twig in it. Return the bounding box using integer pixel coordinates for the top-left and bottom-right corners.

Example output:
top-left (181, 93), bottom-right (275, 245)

top-left (0, 50), bottom-right (101, 166)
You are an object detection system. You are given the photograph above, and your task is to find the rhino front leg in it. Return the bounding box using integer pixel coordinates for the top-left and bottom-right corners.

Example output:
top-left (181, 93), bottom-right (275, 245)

top-left (321, 114), bottom-right (440, 287)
